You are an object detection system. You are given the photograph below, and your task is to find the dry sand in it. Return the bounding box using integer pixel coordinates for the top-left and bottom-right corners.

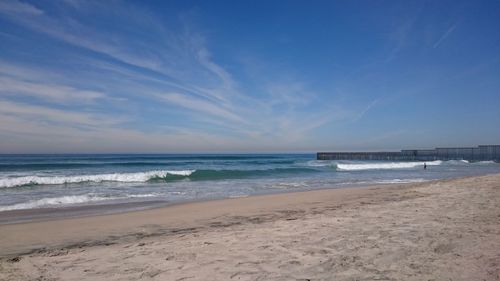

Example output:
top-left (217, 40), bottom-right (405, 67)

top-left (1, 173), bottom-right (500, 281)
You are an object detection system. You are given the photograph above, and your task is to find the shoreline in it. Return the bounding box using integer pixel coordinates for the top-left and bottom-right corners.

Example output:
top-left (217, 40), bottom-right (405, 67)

top-left (0, 173), bottom-right (493, 253)
top-left (0, 181), bottom-right (398, 257)
top-left (0, 180), bottom-right (405, 225)
top-left (1, 173), bottom-right (499, 280)
top-left (1, 183), bottom-right (400, 226)
top-left (0, 172), bottom-right (484, 226)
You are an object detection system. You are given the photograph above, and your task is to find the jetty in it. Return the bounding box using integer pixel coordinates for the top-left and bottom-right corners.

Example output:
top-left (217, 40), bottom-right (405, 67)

top-left (317, 145), bottom-right (500, 162)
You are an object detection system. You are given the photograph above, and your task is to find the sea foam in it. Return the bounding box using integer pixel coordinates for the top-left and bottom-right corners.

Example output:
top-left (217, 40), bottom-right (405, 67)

top-left (0, 168), bottom-right (319, 188)
top-left (336, 160), bottom-right (443, 171)
top-left (0, 195), bottom-right (108, 211)
top-left (0, 193), bottom-right (163, 211)
top-left (0, 170), bottom-right (195, 188)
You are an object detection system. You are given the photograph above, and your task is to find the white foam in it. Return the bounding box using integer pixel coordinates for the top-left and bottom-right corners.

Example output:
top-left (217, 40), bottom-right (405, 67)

top-left (475, 160), bottom-right (496, 164)
top-left (0, 195), bottom-right (109, 211)
top-left (336, 160), bottom-right (442, 171)
top-left (337, 178), bottom-right (428, 185)
top-left (305, 160), bottom-right (332, 167)
top-left (0, 192), bottom-right (164, 211)
top-left (126, 193), bottom-right (162, 198)
top-left (0, 170), bottom-right (195, 188)
top-left (446, 159), bottom-right (469, 165)
top-left (374, 178), bottom-right (427, 184)
top-left (273, 182), bottom-right (308, 189)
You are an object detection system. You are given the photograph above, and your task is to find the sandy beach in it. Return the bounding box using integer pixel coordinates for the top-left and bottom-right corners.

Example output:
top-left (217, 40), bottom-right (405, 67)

top-left (1, 173), bottom-right (499, 281)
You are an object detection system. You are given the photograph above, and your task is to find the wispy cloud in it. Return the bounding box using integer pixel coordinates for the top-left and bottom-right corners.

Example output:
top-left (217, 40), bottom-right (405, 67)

top-left (352, 99), bottom-right (379, 122)
top-left (0, 0), bottom-right (363, 152)
top-left (0, 76), bottom-right (105, 103)
top-left (433, 24), bottom-right (457, 48)
top-left (384, 9), bottom-right (422, 63)
top-left (0, 1), bottom-right (164, 71)
top-left (0, 100), bottom-right (122, 127)
top-left (157, 92), bottom-right (244, 123)
top-left (0, 0), bottom-right (43, 15)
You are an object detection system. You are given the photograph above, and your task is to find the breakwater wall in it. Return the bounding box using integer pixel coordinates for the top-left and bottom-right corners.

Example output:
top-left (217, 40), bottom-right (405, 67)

top-left (317, 145), bottom-right (500, 162)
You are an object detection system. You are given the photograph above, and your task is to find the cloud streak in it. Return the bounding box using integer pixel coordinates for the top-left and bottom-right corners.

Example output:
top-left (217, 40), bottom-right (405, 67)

top-left (0, 0), bottom-right (42, 15)
top-left (433, 24), bottom-right (457, 48)
top-left (0, 76), bottom-right (105, 103)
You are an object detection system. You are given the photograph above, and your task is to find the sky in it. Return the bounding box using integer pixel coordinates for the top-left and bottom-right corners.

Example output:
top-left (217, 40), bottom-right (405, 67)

top-left (0, 0), bottom-right (499, 153)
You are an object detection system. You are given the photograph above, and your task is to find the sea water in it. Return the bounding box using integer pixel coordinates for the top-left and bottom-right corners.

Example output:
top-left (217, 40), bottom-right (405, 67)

top-left (1, 154), bottom-right (499, 213)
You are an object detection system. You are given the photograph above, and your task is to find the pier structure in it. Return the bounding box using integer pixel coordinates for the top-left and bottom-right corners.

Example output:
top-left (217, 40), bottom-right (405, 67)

top-left (317, 145), bottom-right (500, 162)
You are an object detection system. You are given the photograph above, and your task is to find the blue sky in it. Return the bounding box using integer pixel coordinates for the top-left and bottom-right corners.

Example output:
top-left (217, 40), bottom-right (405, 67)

top-left (0, 0), bottom-right (499, 153)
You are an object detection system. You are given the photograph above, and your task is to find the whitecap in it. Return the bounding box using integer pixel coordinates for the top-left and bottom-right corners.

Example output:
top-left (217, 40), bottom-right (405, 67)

top-left (0, 170), bottom-right (195, 188)
top-left (0, 194), bottom-right (109, 211)
top-left (336, 160), bottom-right (442, 171)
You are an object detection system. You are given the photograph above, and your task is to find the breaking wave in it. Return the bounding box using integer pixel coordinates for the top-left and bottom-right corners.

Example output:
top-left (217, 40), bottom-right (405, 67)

top-left (0, 195), bottom-right (109, 211)
top-left (0, 193), bottom-right (163, 211)
top-left (0, 170), bottom-right (195, 188)
top-left (335, 160), bottom-right (443, 171)
top-left (0, 168), bottom-right (318, 188)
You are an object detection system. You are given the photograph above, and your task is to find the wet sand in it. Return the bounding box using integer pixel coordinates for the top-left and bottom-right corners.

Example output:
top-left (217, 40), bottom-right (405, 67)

top-left (1, 173), bottom-right (499, 280)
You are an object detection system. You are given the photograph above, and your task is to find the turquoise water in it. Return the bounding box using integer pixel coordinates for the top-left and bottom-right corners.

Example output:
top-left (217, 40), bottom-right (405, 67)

top-left (1, 154), bottom-right (499, 212)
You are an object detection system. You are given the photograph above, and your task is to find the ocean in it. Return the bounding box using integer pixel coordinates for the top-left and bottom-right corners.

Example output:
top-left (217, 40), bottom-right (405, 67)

top-left (1, 154), bottom-right (499, 215)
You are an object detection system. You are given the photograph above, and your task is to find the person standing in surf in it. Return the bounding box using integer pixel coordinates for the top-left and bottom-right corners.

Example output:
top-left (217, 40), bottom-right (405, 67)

top-left (424, 163), bottom-right (427, 170)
